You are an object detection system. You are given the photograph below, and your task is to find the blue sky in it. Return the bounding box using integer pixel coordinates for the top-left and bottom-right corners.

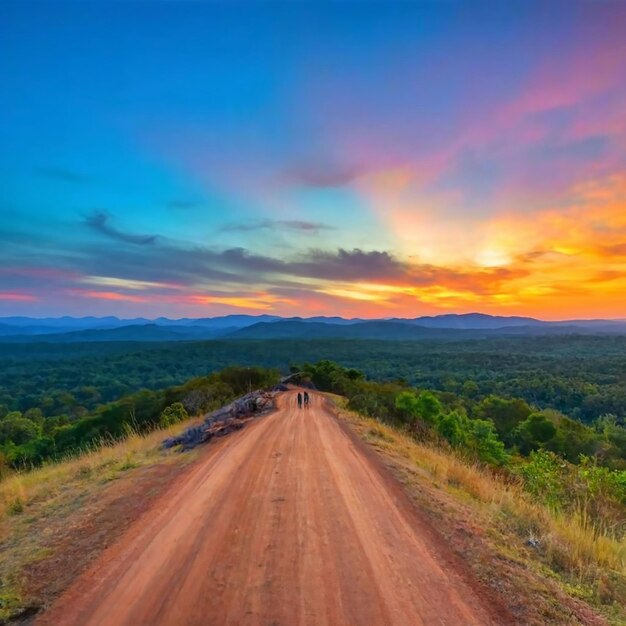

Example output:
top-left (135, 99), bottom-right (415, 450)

top-left (2, 1), bottom-right (626, 318)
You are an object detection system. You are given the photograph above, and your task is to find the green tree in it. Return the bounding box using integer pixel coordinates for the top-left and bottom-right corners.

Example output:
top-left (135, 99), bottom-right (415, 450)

top-left (436, 410), bottom-right (469, 447)
top-left (519, 450), bottom-right (566, 512)
top-left (546, 415), bottom-right (599, 462)
top-left (395, 391), bottom-right (419, 423)
top-left (596, 415), bottom-right (626, 466)
top-left (0, 412), bottom-right (41, 445)
top-left (513, 412), bottom-right (557, 455)
top-left (470, 419), bottom-right (509, 466)
top-left (415, 391), bottom-right (442, 424)
top-left (476, 395), bottom-right (532, 440)
top-left (24, 407), bottom-right (44, 425)
top-left (462, 380), bottom-right (480, 399)
top-left (395, 390), bottom-right (442, 425)
top-left (159, 402), bottom-right (189, 427)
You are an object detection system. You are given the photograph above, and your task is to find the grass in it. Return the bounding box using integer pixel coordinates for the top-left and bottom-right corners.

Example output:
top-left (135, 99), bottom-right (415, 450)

top-left (0, 419), bottom-right (199, 623)
top-left (0, 421), bottom-right (198, 522)
top-left (336, 405), bottom-right (626, 625)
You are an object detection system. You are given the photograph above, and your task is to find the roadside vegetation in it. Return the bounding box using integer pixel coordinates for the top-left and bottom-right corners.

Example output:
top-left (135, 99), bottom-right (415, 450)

top-left (302, 361), bottom-right (625, 622)
top-left (0, 366), bottom-right (279, 472)
top-left (341, 409), bottom-right (625, 624)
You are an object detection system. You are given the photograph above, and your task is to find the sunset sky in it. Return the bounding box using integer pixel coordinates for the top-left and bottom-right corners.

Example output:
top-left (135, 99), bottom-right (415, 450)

top-left (2, 1), bottom-right (626, 319)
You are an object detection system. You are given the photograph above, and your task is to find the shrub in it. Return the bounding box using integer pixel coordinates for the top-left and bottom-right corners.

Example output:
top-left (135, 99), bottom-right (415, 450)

top-left (519, 449), bottom-right (568, 513)
top-left (394, 390), bottom-right (442, 425)
top-left (469, 419), bottom-right (509, 466)
top-left (159, 403), bottom-right (189, 428)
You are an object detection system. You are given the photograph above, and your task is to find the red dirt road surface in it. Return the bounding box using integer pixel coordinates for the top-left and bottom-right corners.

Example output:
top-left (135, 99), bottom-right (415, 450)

top-left (38, 391), bottom-right (509, 626)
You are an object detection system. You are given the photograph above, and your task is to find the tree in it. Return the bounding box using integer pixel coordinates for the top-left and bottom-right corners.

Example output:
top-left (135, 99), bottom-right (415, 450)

top-left (519, 450), bottom-right (566, 512)
top-left (462, 380), bottom-right (480, 399)
top-left (476, 395), bottom-right (532, 440)
top-left (470, 419), bottom-right (509, 466)
top-left (159, 402), bottom-right (189, 428)
top-left (596, 415), bottom-right (626, 465)
top-left (415, 391), bottom-right (442, 424)
top-left (395, 391), bottom-right (419, 423)
top-left (513, 412), bottom-right (557, 455)
top-left (0, 412), bottom-right (41, 445)
top-left (395, 391), bottom-right (442, 425)
top-left (24, 407), bottom-right (44, 425)
top-left (546, 415), bottom-right (599, 462)
top-left (436, 410), bottom-right (469, 447)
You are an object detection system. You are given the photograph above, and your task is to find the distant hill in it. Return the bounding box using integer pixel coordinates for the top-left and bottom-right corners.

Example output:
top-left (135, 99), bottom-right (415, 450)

top-left (227, 320), bottom-right (475, 341)
top-left (187, 314), bottom-right (280, 328)
top-left (1, 324), bottom-right (228, 343)
top-left (403, 313), bottom-right (545, 329)
top-left (1, 312), bottom-right (626, 343)
top-left (225, 320), bottom-right (620, 341)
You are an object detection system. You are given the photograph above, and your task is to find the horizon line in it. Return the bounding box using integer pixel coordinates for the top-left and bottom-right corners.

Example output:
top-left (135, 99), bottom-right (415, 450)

top-left (2, 312), bottom-right (626, 323)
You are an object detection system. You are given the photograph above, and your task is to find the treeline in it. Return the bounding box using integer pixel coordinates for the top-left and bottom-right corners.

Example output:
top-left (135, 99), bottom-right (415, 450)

top-left (301, 360), bottom-right (626, 536)
top-left (301, 360), bottom-right (626, 469)
top-left (2, 336), bottom-right (626, 425)
top-left (0, 367), bottom-right (279, 471)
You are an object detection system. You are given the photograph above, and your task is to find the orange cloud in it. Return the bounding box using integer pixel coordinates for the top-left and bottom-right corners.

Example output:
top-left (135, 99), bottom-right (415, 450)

top-left (312, 173), bottom-right (626, 319)
top-left (68, 290), bottom-right (149, 303)
top-left (186, 294), bottom-right (284, 310)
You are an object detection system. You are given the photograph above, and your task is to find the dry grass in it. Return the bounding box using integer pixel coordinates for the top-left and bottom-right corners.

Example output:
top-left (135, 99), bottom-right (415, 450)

top-left (0, 419), bottom-right (198, 622)
top-left (0, 421), bottom-right (197, 522)
top-left (339, 407), bottom-right (626, 624)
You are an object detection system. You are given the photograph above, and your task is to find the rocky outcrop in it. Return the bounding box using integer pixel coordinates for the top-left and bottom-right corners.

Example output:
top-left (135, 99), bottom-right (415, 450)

top-left (162, 389), bottom-right (278, 451)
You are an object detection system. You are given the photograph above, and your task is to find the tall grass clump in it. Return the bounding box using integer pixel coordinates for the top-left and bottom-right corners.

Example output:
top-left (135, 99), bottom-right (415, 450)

top-left (0, 418), bottom-right (195, 521)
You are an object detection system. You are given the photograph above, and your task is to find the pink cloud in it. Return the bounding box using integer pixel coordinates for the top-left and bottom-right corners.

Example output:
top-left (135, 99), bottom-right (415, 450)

top-left (0, 291), bottom-right (37, 302)
top-left (65, 289), bottom-right (149, 303)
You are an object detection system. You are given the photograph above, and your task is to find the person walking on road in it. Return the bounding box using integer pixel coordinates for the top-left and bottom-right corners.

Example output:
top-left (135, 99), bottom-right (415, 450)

top-left (297, 392), bottom-right (303, 409)
top-left (304, 391), bottom-right (310, 407)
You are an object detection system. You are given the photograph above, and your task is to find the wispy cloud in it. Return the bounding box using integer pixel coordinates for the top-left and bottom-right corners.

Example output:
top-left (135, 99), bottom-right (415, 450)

top-left (84, 211), bottom-right (158, 245)
top-left (220, 219), bottom-right (332, 234)
top-left (80, 276), bottom-right (178, 291)
top-left (279, 162), bottom-right (363, 188)
top-left (0, 291), bottom-right (37, 302)
top-left (66, 289), bottom-right (148, 303)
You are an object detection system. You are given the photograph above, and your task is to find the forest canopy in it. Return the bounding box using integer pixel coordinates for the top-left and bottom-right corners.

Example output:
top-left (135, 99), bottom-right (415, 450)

top-left (1, 336), bottom-right (626, 471)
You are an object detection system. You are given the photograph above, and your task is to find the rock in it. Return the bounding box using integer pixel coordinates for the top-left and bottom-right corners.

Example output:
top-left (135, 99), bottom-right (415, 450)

top-left (162, 388), bottom-right (279, 451)
top-left (213, 421), bottom-right (245, 437)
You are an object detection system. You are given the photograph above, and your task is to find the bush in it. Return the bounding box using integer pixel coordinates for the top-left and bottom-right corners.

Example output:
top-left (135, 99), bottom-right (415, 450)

top-left (436, 410), bottom-right (469, 448)
top-left (0, 412), bottom-right (41, 446)
top-left (469, 419), bottom-right (509, 466)
top-left (513, 412), bottom-right (557, 455)
top-left (395, 390), bottom-right (442, 425)
top-left (159, 403), bottom-right (189, 428)
top-left (519, 450), bottom-right (567, 513)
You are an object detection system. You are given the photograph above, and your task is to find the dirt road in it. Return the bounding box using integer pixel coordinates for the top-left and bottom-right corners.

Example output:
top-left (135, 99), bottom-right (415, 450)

top-left (38, 391), bottom-right (506, 626)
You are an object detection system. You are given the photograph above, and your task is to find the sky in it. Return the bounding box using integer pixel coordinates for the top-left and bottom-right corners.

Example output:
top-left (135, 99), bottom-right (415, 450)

top-left (1, 1), bottom-right (626, 320)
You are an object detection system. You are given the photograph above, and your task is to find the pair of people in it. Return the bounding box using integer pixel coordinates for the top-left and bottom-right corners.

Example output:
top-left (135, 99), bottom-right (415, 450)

top-left (297, 391), bottom-right (310, 409)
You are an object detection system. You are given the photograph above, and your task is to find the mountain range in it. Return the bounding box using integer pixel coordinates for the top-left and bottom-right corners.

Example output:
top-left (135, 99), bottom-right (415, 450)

top-left (1, 313), bottom-right (626, 343)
